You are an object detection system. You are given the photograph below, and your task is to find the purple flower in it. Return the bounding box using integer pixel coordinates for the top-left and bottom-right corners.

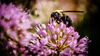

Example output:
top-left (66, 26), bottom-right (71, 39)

top-left (60, 48), bottom-right (73, 56)
top-left (7, 29), bottom-right (18, 41)
top-left (47, 24), bottom-right (55, 32)
top-left (69, 40), bottom-right (77, 48)
top-left (41, 24), bottom-right (46, 30)
top-left (27, 22), bottom-right (89, 56)
top-left (59, 22), bottom-right (66, 29)
top-left (38, 30), bottom-right (47, 37)
top-left (0, 3), bottom-right (32, 30)
top-left (19, 31), bottom-right (33, 46)
top-left (40, 37), bottom-right (48, 45)
top-left (79, 37), bottom-right (88, 44)
top-left (52, 34), bottom-right (57, 40)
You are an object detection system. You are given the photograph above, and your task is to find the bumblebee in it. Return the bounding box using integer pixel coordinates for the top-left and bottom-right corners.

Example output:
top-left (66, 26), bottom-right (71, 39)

top-left (50, 10), bottom-right (84, 27)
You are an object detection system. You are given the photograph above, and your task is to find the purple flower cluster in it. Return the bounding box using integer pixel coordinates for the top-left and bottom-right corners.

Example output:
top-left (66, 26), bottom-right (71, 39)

top-left (0, 3), bottom-right (33, 56)
top-left (0, 3), bottom-right (89, 56)
top-left (0, 3), bottom-right (32, 40)
top-left (28, 22), bottom-right (89, 56)
top-left (0, 3), bottom-right (32, 30)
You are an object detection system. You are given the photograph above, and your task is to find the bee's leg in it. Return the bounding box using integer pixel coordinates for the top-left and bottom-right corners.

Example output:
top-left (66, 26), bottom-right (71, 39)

top-left (61, 16), bottom-right (72, 27)
top-left (65, 16), bottom-right (72, 27)
top-left (49, 17), bottom-right (54, 23)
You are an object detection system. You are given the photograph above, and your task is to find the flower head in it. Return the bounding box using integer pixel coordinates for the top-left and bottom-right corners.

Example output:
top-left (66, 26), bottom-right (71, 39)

top-left (0, 3), bottom-right (32, 30)
top-left (28, 22), bottom-right (89, 56)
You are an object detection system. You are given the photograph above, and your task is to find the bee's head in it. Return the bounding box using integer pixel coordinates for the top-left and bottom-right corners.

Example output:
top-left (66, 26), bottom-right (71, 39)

top-left (51, 10), bottom-right (64, 23)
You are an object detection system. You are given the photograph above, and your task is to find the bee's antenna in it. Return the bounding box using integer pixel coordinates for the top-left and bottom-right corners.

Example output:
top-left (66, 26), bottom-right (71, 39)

top-left (63, 11), bottom-right (84, 13)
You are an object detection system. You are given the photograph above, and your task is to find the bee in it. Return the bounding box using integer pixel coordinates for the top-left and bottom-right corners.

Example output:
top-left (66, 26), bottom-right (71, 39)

top-left (50, 10), bottom-right (84, 27)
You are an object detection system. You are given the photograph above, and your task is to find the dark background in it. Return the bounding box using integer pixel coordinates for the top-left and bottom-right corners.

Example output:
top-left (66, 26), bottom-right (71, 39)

top-left (87, 0), bottom-right (100, 55)
top-left (76, 0), bottom-right (100, 56)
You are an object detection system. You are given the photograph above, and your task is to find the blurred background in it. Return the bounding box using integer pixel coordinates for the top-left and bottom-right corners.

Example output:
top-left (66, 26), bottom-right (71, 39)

top-left (0, 0), bottom-right (100, 56)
